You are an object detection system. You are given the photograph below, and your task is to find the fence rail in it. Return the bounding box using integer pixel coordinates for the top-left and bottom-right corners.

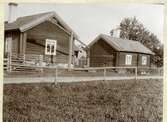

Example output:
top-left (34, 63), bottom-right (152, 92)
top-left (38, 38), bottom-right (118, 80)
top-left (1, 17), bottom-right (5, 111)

top-left (4, 53), bottom-right (163, 83)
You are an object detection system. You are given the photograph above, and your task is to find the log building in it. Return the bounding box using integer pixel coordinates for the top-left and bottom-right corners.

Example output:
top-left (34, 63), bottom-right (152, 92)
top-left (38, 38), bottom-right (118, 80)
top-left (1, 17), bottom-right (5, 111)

top-left (4, 3), bottom-right (79, 70)
top-left (87, 34), bottom-right (154, 67)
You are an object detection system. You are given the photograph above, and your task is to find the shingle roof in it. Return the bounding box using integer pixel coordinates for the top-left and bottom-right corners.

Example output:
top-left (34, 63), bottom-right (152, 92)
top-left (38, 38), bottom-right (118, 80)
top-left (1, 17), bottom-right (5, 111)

top-left (88, 34), bottom-right (154, 55)
top-left (5, 11), bottom-right (78, 39)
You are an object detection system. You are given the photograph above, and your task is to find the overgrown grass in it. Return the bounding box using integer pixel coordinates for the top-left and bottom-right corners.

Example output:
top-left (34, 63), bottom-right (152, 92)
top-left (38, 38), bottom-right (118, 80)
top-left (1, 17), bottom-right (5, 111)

top-left (3, 79), bottom-right (162, 122)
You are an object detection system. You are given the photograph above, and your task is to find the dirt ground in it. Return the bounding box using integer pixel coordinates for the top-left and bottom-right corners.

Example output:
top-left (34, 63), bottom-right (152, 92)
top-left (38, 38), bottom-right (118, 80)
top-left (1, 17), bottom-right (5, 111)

top-left (3, 79), bottom-right (162, 122)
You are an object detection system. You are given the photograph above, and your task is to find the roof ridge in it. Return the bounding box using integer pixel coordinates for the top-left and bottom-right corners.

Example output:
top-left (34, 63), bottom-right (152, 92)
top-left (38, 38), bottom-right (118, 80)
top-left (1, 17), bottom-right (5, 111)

top-left (105, 35), bottom-right (145, 47)
top-left (17, 11), bottom-right (55, 19)
top-left (100, 34), bottom-right (122, 51)
top-left (101, 34), bottom-right (129, 42)
top-left (5, 11), bottom-right (79, 39)
top-left (88, 33), bottom-right (154, 55)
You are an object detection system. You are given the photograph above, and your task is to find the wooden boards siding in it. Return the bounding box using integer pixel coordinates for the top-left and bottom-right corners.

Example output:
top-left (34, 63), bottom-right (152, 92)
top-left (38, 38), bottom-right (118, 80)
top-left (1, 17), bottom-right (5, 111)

top-left (117, 52), bottom-right (138, 67)
top-left (90, 56), bottom-right (115, 67)
top-left (138, 54), bottom-right (150, 67)
top-left (90, 39), bottom-right (116, 56)
top-left (26, 21), bottom-right (70, 53)
top-left (44, 55), bottom-right (68, 64)
top-left (89, 39), bottom-right (116, 67)
top-left (112, 52), bottom-right (150, 67)
top-left (89, 38), bottom-right (151, 68)
top-left (26, 41), bottom-right (69, 64)
top-left (24, 20), bottom-right (71, 64)
top-left (26, 42), bottom-right (44, 55)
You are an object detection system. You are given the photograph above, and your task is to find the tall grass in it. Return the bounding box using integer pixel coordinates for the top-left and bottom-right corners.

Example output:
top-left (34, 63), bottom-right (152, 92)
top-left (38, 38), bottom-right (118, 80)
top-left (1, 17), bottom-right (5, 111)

top-left (3, 79), bottom-right (162, 122)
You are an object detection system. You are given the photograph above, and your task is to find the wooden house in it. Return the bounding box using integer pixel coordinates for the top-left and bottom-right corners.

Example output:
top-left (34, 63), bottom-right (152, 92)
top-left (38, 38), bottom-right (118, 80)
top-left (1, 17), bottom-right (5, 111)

top-left (87, 34), bottom-right (154, 67)
top-left (4, 5), bottom-right (80, 70)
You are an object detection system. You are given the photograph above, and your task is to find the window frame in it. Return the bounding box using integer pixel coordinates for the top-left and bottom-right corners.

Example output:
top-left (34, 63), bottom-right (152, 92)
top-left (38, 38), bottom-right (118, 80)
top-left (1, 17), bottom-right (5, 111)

top-left (45, 39), bottom-right (57, 55)
top-left (141, 56), bottom-right (147, 65)
top-left (125, 54), bottom-right (132, 65)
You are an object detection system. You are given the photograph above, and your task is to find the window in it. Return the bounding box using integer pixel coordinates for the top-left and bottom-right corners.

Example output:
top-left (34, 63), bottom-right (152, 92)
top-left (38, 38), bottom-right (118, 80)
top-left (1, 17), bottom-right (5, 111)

top-left (125, 54), bottom-right (132, 65)
top-left (51, 45), bottom-right (55, 53)
top-left (45, 39), bottom-right (57, 55)
top-left (142, 56), bottom-right (147, 65)
top-left (47, 44), bottom-right (51, 53)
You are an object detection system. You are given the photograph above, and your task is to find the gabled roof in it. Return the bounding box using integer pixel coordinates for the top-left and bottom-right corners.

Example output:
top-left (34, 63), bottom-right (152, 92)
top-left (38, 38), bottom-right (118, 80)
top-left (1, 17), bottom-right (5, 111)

top-left (88, 34), bottom-right (154, 55)
top-left (5, 11), bottom-right (78, 39)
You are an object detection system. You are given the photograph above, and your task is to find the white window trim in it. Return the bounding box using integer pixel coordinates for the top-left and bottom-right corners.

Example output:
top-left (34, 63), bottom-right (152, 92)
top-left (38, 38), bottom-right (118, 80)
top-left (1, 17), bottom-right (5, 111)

top-left (125, 54), bottom-right (132, 65)
top-left (45, 39), bottom-right (57, 55)
top-left (142, 56), bottom-right (147, 65)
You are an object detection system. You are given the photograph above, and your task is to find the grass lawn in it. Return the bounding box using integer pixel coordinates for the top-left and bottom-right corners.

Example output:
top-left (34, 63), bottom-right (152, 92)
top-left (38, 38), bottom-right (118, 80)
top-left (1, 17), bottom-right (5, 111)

top-left (3, 79), bottom-right (162, 122)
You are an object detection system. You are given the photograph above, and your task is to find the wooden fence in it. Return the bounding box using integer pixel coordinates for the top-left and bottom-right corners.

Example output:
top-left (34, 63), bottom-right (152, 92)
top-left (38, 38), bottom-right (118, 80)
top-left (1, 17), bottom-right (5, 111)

top-left (4, 53), bottom-right (44, 72)
top-left (4, 53), bottom-right (163, 84)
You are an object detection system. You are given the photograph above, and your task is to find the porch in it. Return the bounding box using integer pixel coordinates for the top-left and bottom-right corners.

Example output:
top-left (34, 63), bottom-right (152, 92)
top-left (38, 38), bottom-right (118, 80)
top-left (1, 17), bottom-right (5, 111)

top-left (4, 53), bottom-right (71, 73)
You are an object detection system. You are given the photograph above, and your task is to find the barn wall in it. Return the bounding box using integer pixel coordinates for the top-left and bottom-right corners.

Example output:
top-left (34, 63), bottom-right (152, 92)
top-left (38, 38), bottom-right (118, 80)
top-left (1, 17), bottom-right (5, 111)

top-left (117, 52), bottom-right (138, 67)
top-left (25, 20), bottom-right (72, 64)
top-left (26, 21), bottom-right (70, 53)
top-left (26, 42), bottom-right (44, 55)
top-left (26, 42), bottom-right (69, 64)
top-left (45, 54), bottom-right (69, 64)
top-left (138, 54), bottom-right (150, 67)
top-left (89, 39), bottom-right (117, 67)
top-left (89, 38), bottom-right (152, 67)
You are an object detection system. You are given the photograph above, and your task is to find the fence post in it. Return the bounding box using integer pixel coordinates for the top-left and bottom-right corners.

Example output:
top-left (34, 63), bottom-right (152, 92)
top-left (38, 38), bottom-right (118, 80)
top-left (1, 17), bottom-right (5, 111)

top-left (161, 68), bottom-right (163, 76)
top-left (23, 54), bottom-right (25, 64)
top-left (158, 68), bottom-right (162, 76)
top-left (7, 53), bottom-right (12, 72)
top-left (103, 68), bottom-right (106, 81)
top-left (54, 67), bottom-right (58, 85)
top-left (135, 67), bottom-right (137, 80)
top-left (39, 55), bottom-right (43, 73)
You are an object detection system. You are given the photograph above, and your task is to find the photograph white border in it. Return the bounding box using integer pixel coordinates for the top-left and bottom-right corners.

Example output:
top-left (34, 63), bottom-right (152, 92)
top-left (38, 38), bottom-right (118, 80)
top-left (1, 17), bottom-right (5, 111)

top-left (0, 1), bottom-right (166, 122)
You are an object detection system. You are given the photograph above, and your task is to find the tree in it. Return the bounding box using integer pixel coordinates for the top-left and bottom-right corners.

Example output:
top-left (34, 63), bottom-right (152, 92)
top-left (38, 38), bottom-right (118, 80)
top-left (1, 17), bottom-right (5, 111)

top-left (111, 17), bottom-right (163, 67)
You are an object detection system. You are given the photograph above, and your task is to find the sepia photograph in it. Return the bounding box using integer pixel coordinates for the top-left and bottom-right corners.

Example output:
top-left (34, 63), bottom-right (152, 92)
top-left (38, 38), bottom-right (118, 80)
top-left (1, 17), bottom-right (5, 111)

top-left (3, 2), bottom-right (164, 122)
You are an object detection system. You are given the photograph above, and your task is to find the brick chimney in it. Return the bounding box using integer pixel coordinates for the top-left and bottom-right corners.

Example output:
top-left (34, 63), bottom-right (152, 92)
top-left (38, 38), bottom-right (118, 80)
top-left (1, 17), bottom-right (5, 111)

top-left (8, 2), bottom-right (18, 23)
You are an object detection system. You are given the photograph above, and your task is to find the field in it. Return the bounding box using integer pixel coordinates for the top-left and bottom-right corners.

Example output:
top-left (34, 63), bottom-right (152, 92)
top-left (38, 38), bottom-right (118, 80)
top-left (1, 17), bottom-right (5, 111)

top-left (3, 79), bottom-right (162, 122)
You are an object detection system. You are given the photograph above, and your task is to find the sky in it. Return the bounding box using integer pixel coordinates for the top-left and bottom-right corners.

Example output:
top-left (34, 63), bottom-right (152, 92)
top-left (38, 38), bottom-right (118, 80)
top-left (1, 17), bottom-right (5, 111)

top-left (4, 3), bottom-right (164, 44)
